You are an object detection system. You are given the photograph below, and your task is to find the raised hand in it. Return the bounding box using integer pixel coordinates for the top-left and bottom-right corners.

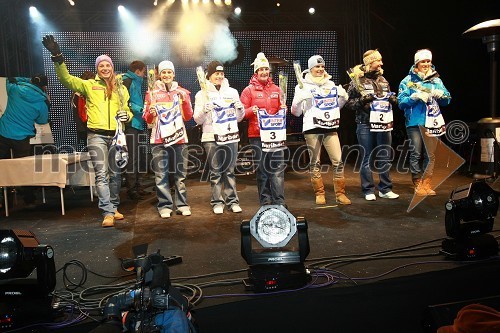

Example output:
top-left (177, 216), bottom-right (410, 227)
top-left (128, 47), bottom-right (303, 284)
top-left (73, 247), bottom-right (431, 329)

top-left (42, 35), bottom-right (61, 56)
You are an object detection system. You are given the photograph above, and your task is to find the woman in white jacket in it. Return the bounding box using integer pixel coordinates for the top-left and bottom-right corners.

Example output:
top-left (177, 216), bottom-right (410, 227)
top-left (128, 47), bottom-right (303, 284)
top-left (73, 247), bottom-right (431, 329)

top-left (193, 61), bottom-right (245, 214)
top-left (291, 55), bottom-right (351, 205)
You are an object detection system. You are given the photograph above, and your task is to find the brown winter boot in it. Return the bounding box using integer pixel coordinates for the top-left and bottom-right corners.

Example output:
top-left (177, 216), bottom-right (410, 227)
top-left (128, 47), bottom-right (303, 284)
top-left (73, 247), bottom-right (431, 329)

top-left (311, 177), bottom-right (326, 205)
top-left (333, 178), bottom-right (351, 205)
top-left (414, 178), bottom-right (427, 196)
top-left (422, 177), bottom-right (436, 196)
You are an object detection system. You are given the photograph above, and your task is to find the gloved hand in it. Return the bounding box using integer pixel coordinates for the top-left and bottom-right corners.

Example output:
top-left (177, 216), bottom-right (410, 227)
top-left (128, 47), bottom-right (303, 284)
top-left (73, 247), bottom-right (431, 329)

top-left (360, 94), bottom-right (374, 111)
top-left (431, 89), bottom-right (444, 99)
top-left (234, 100), bottom-right (244, 111)
top-left (388, 94), bottom-right (398, 106)
top-left (117, 110), bottom-right (130, 122)
top-left (360, 94), bottom-right (375, 105)
top-left (204, 103), bottom-right (214, 113)
top-left (42, 35), bottom-right (61, 56)
top-left (410, 91), bottom-right (429, 103)
top-left (294, 88), bottom-right (311, 103)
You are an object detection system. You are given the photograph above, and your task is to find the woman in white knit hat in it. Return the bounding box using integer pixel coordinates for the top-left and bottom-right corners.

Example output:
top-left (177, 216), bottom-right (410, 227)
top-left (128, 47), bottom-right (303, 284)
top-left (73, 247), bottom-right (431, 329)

top-left (397, 49), bottom-right (451, 196)
top-left (240, 52), bottom-right (288, 206)
top-left (291, 55), bottom-right (351, 205)
top-left (143, 60), bottom-right (194, 218)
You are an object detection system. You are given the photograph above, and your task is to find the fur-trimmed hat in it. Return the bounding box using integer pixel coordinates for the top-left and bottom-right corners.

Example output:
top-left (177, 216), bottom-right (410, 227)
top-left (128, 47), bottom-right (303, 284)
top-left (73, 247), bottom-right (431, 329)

top-left (414, 49), bottom-right (432, 65)
top-left (206, 61), bottom-right (224, 79)
top-left (363, 50), bottom-right (382, 66)
top-left (95, 55), bottom-right (114, 71)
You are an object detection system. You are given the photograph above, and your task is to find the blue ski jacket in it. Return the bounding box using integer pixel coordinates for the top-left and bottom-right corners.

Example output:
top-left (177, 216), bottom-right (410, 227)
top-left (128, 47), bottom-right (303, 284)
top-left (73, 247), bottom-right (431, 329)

top-left (0, 77), bottom-right (49, 140)
top-left (398, 65), bottom-right (451, 127)
top-left (122, 70), bottom-right (145, 131)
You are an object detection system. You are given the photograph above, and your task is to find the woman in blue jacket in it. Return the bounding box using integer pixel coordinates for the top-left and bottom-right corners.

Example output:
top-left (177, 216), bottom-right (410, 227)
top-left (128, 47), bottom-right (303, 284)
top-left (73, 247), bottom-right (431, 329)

top-left (398, 49), bottom-right (451, 196)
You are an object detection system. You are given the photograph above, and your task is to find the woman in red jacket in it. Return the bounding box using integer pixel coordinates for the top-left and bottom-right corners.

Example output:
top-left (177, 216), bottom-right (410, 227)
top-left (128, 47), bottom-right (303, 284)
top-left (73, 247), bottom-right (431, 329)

top-left (240, 52), bottom-right (287, 206)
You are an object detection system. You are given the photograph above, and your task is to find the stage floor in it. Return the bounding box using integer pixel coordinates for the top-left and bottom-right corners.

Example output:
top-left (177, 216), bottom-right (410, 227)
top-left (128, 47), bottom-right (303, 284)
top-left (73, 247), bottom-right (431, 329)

top-left (1, 164), bottom-right (500, 332)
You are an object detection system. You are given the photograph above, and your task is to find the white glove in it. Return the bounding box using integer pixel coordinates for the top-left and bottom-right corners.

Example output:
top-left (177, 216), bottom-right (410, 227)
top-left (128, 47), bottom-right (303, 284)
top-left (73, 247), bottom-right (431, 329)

top-left (234, 100), bottom-right (244, 111)
top-left (431, 89), bottom-right (444, 99)
top-left (117, 110), bottom-right (130, 122)
top-left (204, 103), bottom-right (214, 113)
top-left (410, 91), bottom-right (429, 103)
top-left (295, 88), bottom-right (312, 103)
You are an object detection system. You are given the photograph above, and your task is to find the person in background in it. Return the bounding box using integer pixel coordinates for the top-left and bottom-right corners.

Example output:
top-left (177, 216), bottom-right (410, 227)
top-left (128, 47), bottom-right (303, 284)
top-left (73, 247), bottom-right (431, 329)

top-left (291, 55), bottom-right (351, 205)
top-left (71, 71), bottom-right (95, 145)
top-left (345, 49), bottom-right (399, 201)
top-left (398, 49), bottom-right (451, 196)
top-left (193, 61), bottom-right (245, 214)
top-left (42, 35), bottom-right (133, 228)
top-left (0, 74), bottom-right (50, 204)
top-left (240, 52), bottom-right (287, 207)
top-left (122, 60), bottom-right (147, 201)
top-left (143, 60), bottom-right (193, 219)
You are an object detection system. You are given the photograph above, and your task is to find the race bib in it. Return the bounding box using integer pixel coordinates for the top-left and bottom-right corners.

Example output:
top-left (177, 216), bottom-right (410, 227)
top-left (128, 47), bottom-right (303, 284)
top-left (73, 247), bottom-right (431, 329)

top-left (156, 95), bottom-right (186, 146)
top-left (310, 87), bottom-right (340, 129)
top-left (212, 102), bottom-right (240, 145)
top-left (369, 94), bottom-right (393, 132)
top-left (112, 117), bottom-right (128, 168)
top-left (258, 108), bottom-right (287, 152)
top-left (424, 98), bottom-right (446, 136)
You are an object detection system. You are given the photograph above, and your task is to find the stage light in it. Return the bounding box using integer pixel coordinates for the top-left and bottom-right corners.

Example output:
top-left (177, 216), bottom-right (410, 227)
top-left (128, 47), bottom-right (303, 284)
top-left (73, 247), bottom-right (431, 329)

top-left (0, 230), bottom-right (56, 295)
top-left (224, 0), bottom-right (231, 5)
top-left (0, 230), bottom-right (56, 329)
top-left (118, 5), bottom-right (125, 13)
top-left (442, 181), bottom-right (499, 260)
top-left (68, 0), bottom-right (75, 6)
top-left (153, 0), bottom-right (158, 5)
top-left (29, 6), bottom-right (40, 18)
top-left (234, 6), bottom-right (241, 15)
top-left (241, 205), bottom-right (311, 292)
top-left (308, 7), bottom-right (315, 15)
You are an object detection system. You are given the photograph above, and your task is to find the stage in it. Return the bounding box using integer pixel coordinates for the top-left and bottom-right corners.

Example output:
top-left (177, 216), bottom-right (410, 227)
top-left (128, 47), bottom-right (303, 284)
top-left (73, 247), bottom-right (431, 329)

top-left (1, 163), bottom-right (500, 332)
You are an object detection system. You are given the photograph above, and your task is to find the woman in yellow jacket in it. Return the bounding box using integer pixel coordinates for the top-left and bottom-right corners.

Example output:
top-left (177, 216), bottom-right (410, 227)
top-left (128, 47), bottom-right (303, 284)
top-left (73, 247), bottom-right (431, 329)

top-left (43, 35), bottom-right (133, 228)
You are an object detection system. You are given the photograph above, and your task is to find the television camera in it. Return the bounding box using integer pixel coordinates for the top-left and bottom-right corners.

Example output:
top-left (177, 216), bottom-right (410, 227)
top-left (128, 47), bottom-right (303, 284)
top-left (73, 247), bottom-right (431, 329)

top-left (90, 245), bottom-right (195, 333)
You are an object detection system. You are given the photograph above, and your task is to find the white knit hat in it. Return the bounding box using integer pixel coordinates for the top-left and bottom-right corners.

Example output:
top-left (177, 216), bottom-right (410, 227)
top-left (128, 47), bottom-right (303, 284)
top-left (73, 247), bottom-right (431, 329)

top-left (251, 52), bottom-right (270, 72)
top-left (308, 55), bottom-right (325, 70)
top-left (158, 60), bottom-right (175, 74)
top-left (414, 49), bottom-right (432, 65)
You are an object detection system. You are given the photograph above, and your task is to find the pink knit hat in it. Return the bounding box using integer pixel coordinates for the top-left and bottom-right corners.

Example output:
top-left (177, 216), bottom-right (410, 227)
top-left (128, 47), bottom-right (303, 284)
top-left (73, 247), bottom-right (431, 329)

top-left (95, 55), bottom-right (114, 71)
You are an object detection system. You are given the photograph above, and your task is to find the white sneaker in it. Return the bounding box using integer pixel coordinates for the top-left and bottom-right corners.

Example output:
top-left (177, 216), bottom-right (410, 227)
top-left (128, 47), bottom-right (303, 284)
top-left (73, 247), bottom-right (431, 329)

top-left (160, 210), bottom-right (171, 219)
top-left (378, 191), bottom-right (399, 199)
top-left (365, 194), bottom-right (376, 201)
top-left (213, 205), bottom-right (224, 214)
top-left (177, 206), bottom-right (191, 216)
top-left (231, 204), bottom-right (242, 213)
